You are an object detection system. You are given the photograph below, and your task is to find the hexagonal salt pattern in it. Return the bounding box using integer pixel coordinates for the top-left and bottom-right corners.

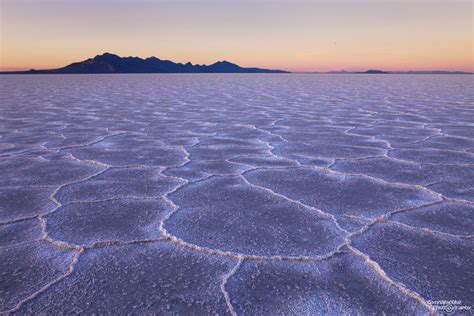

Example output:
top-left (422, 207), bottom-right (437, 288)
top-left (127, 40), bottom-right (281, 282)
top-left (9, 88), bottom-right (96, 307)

top-left (1, 74), bottom-right (472, 314)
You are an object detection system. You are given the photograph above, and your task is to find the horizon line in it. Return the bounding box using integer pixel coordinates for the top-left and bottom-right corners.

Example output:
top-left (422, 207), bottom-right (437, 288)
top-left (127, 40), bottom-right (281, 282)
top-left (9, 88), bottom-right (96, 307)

top-left (0, 52), bottom-right (472, 74)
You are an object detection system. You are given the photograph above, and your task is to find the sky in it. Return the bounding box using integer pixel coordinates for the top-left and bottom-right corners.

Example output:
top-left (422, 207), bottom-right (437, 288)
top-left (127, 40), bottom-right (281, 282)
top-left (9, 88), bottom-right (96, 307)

top-left (0, 0), bottom-right (472, 72)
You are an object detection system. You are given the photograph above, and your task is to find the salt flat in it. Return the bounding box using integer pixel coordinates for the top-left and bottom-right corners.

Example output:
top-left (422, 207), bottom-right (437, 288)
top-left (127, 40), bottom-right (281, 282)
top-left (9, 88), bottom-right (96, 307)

top-left (0, 74), bottom-right (473, 314)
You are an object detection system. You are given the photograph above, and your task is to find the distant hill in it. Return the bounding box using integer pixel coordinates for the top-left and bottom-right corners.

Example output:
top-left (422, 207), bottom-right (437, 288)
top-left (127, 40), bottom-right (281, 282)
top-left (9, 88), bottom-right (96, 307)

top-left (0, 53), bottom-right (289, 74)
top-left (359, 69), bottom-right (388, 74)
top-left (311, 69), bottom-right (472, 75)
top-left (388, 70), bottom-right (472, 74)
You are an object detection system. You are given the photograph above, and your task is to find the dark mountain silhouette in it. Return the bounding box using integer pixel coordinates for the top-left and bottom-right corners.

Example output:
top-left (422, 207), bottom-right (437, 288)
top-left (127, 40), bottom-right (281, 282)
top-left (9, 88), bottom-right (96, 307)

top-left (1, 53), bottom-right (288, 74)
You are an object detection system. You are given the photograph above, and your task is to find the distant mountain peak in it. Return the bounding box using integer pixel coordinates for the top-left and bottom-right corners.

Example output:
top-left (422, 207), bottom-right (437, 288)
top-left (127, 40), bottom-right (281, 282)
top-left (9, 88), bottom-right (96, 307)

top-left (209, 60), bottom-right (241, 70)
top-left (94, 52), bottom-right (120, 59)
top-left (214, 60), bottom-right (235, 65)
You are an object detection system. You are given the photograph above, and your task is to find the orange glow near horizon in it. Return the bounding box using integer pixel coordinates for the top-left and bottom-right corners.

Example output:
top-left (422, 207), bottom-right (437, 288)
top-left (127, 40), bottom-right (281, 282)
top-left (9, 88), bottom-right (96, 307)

top-left (1, 0), bottom-right (473, 72)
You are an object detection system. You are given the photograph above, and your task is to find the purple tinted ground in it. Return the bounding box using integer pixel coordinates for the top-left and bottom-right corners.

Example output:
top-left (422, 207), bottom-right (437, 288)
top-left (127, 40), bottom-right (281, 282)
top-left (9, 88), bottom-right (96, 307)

top-left (0, 74), bottom-right (473, 314)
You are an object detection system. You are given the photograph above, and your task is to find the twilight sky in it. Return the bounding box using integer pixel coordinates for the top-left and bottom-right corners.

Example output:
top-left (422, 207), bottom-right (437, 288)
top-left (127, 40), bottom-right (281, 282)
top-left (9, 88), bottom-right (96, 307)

top-left (0, 0), bottom-right (472, 72)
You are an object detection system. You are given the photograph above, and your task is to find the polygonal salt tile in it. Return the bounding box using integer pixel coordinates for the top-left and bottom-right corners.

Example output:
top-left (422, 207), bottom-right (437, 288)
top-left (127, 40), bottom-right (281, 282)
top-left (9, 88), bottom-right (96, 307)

top-left (1, 132), bottom-right (64, 148)
top-left (18, 241), bottom-right (234, 314)
top-left (44, 199), bottom-right (168, 247)
top-left (404, 135), bottom-right (474, 152)
top-left (165, 176), bottom-right (345, 257)
top-left (305, 131), bottom-right (389, 149)
top-left (164, 160), bottom-right (252, 182)
top-left (226, 252), bottom-right (428, 314)
top-left (186, 137), bottom-right (270, 160)
top-left (428, 178), bottom-right (474, 202)
top-left (441, 126), bottom-right (474, 138)
top-left (245, 167), bottom-right (438, 217)
top-left (274, 142), bottom-right (385, 161)
top-left (0, 187), bottom-right (56, 222)
top-left (366, 126), bottom-right (434, 138)
top-left (0, 241), bottom-right (77, 312)
top-left (391, 202), bottom-right (474, 236)
top-left (332, 157), bottom-right (439, 185)
top-left (55, 167), bottom-right (183, 203)
top-left (389, 148), bottom-right (474, 165)
top-left (1, 156), bottom-right (104, 186)
top-left (14, 148), bottom-right (57, 158)
top-left (288, 154), bottom-right (334, 167)
top-left (352, 222), bottom-right (474, 305)
top-left (229, 155), bottom-right (299, 168)
top-left (161, 167), bottom-right (208, 183)
top-left (68, 134), bottom-right (187, 167)
top-left (43, 128), bottom-right (110, 150)
top-left (0, 219), bottom-right (42, 247)
top-left (334, 215), bottom-right (372, 232)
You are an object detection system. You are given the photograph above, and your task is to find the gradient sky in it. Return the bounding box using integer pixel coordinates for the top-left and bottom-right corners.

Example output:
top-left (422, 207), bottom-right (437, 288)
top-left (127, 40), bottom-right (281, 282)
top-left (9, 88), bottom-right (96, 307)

top-left (0, 0), bottom-right (472, 72)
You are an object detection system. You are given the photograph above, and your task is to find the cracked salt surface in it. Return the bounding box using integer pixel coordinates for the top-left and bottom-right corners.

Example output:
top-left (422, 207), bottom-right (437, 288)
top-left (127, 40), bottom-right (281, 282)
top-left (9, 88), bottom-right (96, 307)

top-left (226, 252), bottom-right (429, 314)
top-left (0, 74), bottom-right (473, 314)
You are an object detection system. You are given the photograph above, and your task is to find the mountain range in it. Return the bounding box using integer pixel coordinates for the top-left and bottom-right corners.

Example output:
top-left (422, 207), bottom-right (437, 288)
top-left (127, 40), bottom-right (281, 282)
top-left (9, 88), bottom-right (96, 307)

top-left (0, 53), bottom-right (471, 74)
top-left (0, 53), bottom-right (288, 74)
